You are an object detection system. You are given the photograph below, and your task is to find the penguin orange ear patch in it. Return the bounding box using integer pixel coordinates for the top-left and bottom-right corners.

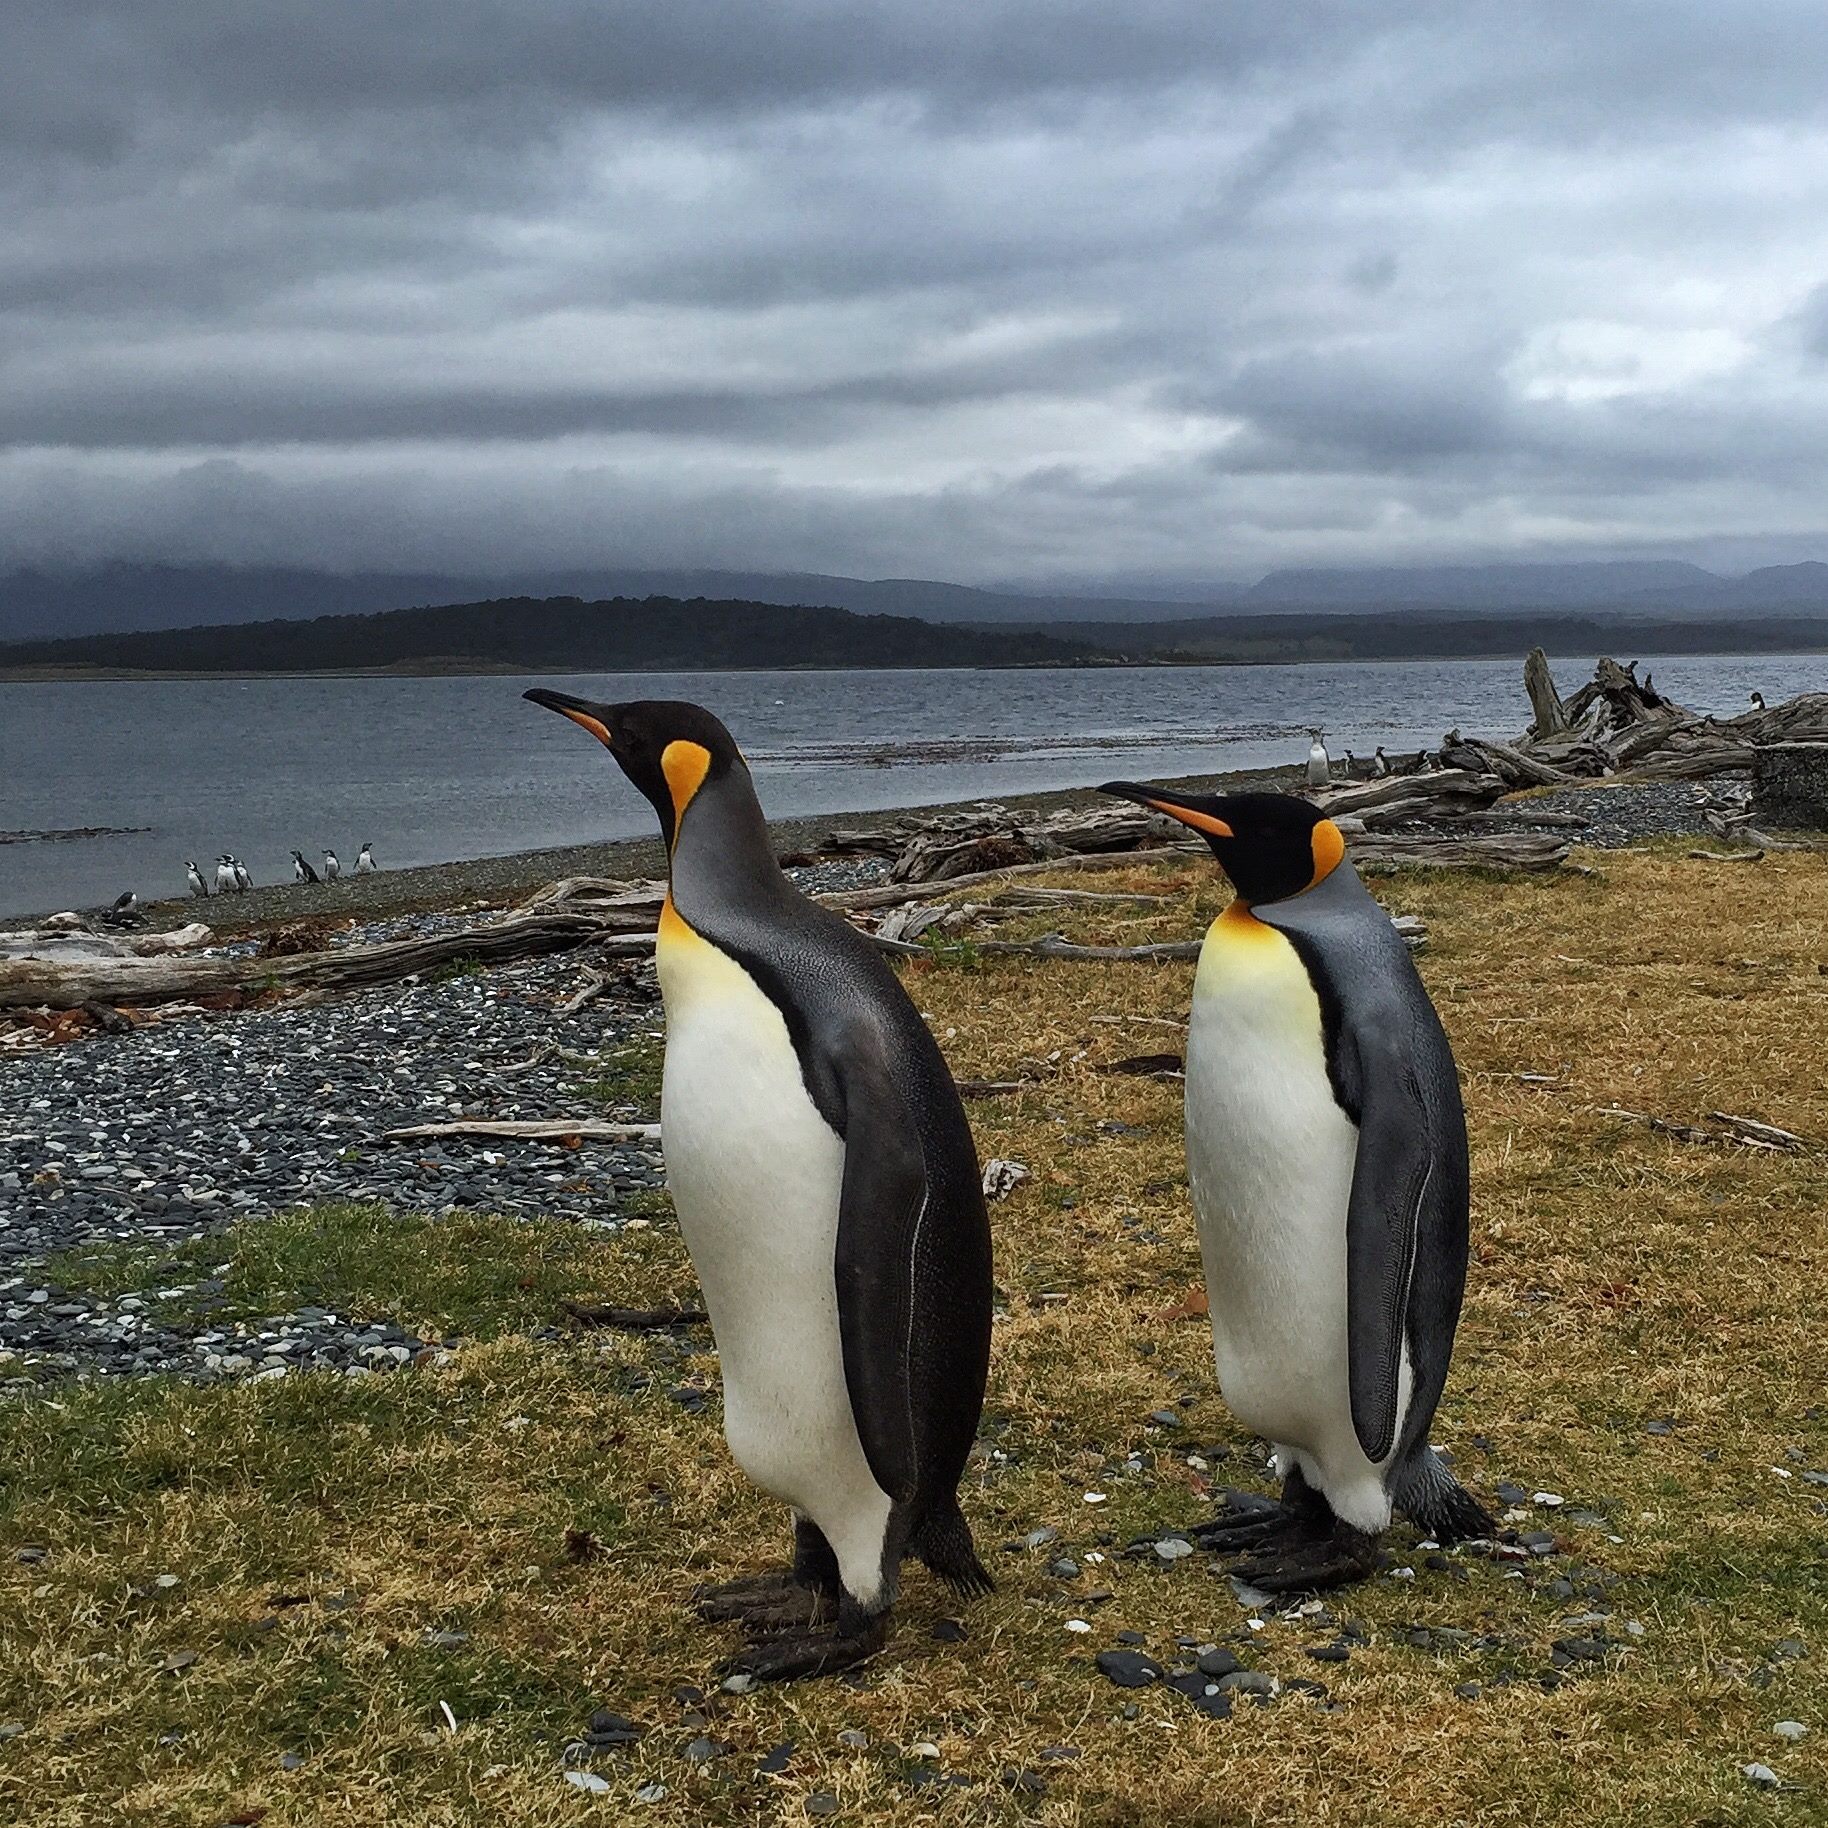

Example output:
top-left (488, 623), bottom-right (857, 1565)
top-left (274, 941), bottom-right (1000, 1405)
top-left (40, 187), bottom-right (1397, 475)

top-left (661, 740), bottom-right (713, 818)
top-left (1309, 817), bottom-right (1347, 886)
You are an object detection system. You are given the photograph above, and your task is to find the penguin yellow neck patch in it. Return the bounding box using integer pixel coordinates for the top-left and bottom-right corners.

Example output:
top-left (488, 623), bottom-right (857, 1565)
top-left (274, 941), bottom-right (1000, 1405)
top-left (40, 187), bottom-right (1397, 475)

top-left (1212, 898), bottom-right (1275, 938)
top-left (1308, 817), bottom-right (1346, 888)
top-left (661, 740), bottom-right (712, 828)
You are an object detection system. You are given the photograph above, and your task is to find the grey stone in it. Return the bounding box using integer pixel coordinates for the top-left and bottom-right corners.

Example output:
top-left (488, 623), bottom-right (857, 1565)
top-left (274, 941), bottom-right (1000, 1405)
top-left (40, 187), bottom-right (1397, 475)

top-left (1752, 742), bottom-right (1828, 830)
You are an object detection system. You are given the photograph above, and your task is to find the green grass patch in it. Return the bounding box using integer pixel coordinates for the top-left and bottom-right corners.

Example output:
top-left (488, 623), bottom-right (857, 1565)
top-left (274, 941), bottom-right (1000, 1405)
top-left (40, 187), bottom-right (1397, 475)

top-left (571, 1030), bottom-right (664, 1115)
top-left (5, 850), bottom-right (1828, 1824)
top-left (35, 1202), bottom-right (697, 1338)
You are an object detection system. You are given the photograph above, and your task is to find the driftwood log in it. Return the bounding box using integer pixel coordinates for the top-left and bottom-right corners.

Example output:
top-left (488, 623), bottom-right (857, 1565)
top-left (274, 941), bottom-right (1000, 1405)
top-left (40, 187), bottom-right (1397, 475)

top-left (1523, 646), bottom-right (1571, 739)
top-left (0, 906), bottom-right (657, 1011)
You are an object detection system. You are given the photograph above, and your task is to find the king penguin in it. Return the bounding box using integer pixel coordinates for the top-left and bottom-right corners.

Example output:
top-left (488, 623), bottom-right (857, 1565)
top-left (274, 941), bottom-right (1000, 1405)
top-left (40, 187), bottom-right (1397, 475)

top-left (526, 690), bottom-right (994, 1678)
top-left (1098, 783), bottom-right (1491, 1589)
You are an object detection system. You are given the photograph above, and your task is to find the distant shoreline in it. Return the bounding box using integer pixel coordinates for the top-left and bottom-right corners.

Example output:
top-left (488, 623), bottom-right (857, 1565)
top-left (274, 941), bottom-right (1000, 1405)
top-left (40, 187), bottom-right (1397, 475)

top-left (1, 764), bottom-right (1291, 932)
top-left (7, 636), bottom-right (1828, 684)
top-left (0, 658), bottom-right (1125, 683)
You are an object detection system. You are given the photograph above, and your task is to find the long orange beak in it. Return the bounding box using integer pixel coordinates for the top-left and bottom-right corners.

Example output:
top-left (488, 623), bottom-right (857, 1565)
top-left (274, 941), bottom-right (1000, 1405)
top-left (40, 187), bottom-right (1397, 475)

top-left (524, 688), bottom-right (614, 749)
top-left (1098, 780), bottom-right (1234, 840)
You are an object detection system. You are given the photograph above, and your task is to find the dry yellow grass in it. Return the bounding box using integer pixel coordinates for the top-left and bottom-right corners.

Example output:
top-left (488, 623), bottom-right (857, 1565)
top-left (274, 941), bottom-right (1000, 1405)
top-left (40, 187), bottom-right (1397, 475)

top-left (2, 844), bottom-right (1825, 1825)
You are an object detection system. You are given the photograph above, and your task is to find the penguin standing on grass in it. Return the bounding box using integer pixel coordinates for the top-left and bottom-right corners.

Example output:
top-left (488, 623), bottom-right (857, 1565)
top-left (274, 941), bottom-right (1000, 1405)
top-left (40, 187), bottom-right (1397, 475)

top-left (526, 691), bottom-right (993, 1679)
top-left (290, 849), bottom-right (320, 884)
top-left (323, 849), bottom-right (340, 882)
top-left (214, 856), bottom-right (237, 894)
top-left (1097, 783), bottom-right (1491, 1590)
top-left (354, 842), bottom-right (376, 875)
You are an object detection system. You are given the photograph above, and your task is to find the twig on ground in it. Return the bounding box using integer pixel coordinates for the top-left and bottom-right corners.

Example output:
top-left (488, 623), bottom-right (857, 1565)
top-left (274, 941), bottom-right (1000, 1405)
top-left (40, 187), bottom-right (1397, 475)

top-left (1598, 1107), bottom-right (1810, 1151)
top-left (872, 932), bottom-right (1202, 964)
top-left (1707, 1112), bottom-right (1808, 1151)
top-left (558, 969), bottom-right (611, 1015)
top-left (560, 1300), bottom-right (708, 1330)
top-left (383, 1119), bottom-right (661, 1144)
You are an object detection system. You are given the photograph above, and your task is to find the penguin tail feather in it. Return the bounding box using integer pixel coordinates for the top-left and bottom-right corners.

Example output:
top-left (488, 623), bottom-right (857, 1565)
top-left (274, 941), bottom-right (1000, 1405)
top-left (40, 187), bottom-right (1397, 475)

top-left (1394, 1448), bottom-right (1496, 1545)
top-left (910, 1498), bottom-right (994, 1596)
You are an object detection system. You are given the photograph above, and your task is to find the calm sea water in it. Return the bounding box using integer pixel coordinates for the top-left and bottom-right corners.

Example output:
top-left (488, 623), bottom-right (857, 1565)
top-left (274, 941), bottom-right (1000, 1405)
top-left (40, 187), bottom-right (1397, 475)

top-left (2, 654), bottom-right (1821, 919)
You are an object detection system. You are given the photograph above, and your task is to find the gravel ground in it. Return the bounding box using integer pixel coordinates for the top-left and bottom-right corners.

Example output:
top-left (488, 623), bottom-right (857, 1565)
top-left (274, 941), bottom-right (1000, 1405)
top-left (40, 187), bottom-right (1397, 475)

top-left (1512, 777), bottom-right (1752, 847)
top-left (0, 857), bottom-right (887, 1387)
top-left (0, 942), bottom-right (664, 1385)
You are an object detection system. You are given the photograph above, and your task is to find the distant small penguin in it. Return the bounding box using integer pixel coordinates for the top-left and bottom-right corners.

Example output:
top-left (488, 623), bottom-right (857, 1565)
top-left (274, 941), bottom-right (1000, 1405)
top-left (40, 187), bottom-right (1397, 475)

top-left (1341, 749), bottom-right (1360, 779)
top-left (185, 861), bottom-right (208, 898)
top-left (323, 849), bottom-right (340, 882)
top-left (354, 842), bottom-right (376, 874)
top-left (215, 856), bottom-right (237, 894)
top-left (1371, 746), bottom-right (1390, 779)
top-left (1304, 728), bottom-right (1331, 790)
top-left (1750, 690), bottom-right (1766, 712)
top-left (290, 849), bottom-right (320, 884)
top-left (232, 857), bottom-right (252, 893)
top-left (526, 688), bottom-right (994, 1680)
top-left (1096, 783), bottom-right (1491, 1591)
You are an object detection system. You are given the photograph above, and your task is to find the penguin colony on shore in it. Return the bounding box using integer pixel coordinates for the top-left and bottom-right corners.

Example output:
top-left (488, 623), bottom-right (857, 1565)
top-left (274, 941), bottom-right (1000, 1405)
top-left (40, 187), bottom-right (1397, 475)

top-left (181, 844), bottom-right (375, 895)
top-left (530, 693), bottom-right (1491, 1682)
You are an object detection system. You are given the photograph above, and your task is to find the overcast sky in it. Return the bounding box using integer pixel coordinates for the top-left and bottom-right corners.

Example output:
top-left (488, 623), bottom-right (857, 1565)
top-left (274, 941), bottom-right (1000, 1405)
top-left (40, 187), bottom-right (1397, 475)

top-left (6, 3), bottom-right (1828, 589)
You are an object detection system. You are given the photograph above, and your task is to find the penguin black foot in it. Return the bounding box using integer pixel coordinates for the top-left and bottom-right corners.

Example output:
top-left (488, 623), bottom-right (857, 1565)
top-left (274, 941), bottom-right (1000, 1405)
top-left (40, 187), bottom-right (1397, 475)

top-left (1187, 1488), bottom-right (1290, 1552)
top-left (721, 1611), bottom-right (890, 1683)
top-left (735, 1585), bottom-right (836, 1638)
top-left (1231, 1523), bottom-right (1384, 1594)
top-left (692, 1568), bottom-right (806, 1623)
top-left (1190, 1467), bottom-right (1332, 1552)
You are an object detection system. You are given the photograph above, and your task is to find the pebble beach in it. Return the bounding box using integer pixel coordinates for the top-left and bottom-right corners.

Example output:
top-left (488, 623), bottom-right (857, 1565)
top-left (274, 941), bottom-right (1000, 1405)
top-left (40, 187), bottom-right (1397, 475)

top-left (0, 774), bottom-right (1752, 1390)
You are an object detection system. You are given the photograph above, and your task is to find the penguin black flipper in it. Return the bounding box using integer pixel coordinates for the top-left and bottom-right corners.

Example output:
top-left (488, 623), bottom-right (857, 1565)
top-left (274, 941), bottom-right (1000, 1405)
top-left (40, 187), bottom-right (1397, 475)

top-left (831, 1028), bottom-right (927, 1508)
top-left (1334, 1005), bottom-right (1464, 1464)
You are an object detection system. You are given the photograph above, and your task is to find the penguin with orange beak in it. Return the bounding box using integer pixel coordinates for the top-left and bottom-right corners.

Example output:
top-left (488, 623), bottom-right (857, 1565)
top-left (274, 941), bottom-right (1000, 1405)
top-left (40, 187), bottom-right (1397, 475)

top-left (526, 690), bottom-right (993, 1678)
top-left (1098, 784), bottom-right (1490, 1589)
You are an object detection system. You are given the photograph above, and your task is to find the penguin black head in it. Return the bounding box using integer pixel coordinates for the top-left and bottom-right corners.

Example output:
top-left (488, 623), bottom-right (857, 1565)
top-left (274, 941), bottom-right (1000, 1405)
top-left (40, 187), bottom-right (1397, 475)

top-left (524, 690), bottom-right (746, 849)
top-left (1097, 784), bottom-right (1347, 906)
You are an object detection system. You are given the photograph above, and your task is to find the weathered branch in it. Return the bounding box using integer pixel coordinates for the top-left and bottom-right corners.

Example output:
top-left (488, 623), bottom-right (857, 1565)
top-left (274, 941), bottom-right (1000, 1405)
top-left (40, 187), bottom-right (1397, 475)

top-left (383, 1118), bottom-right (661, 1143)
top-left (0, 908), bottom-right (655, 1011)
top-left (560, 1300), bottom-right (708, 1330)
top-left (871, 932), bottom-right (1204, 964)
top-left (824, 845), bottom-right (1199, 910)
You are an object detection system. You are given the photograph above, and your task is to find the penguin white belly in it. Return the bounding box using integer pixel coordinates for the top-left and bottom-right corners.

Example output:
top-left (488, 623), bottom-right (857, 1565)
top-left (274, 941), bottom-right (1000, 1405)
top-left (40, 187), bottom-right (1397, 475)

top-left (656, 907), bottom-right (894, 1601)
top-left (1184, 908), bottom-right (1401, 1533)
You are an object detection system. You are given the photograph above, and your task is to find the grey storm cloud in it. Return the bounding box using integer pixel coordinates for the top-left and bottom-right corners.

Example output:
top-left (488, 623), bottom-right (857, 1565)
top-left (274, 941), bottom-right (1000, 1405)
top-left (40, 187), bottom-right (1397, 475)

top-left (6, 2), bottom-right (1828, 585)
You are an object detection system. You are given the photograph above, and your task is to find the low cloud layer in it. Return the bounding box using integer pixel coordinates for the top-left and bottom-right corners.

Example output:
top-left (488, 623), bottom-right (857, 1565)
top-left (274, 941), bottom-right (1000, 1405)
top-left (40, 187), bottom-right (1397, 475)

top-left (6, 3), bottom-right (1828, 587)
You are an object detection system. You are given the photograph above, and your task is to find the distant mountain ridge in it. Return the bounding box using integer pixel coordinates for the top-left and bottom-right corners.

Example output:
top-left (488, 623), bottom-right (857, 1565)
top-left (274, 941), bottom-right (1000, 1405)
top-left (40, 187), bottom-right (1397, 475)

top-left (0, 562), bottom-right (1226, 642)
top-left (0, 594), bottom-right (1109, 675)
top-left (1245, 559), bottom-right (1718, 608)
top-left (5, 556), bottom-right (1828, 644)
